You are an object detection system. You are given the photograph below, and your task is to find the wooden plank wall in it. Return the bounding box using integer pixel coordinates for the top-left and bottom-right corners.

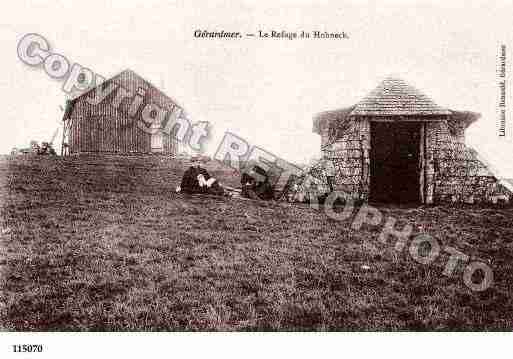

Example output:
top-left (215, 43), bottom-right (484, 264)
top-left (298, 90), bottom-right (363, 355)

top-left (68, 71), bottom-right (180, 157)
top-left (70, 115), bottom-right (152, 154)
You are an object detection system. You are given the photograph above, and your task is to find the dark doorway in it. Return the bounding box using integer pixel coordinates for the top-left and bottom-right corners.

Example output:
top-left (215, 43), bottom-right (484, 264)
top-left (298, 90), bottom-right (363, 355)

top-left (370, 122), bottom-right (422, 203)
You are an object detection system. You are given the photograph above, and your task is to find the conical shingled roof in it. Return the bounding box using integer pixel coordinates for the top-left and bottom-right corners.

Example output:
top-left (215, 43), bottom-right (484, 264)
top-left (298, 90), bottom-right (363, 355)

top-left (350, 77), bottom-right (451, 116)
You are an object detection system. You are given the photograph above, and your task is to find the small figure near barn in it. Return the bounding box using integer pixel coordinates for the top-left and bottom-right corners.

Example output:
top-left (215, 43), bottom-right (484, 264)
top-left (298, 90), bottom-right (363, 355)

top-left (39, 142), bottom-right (57, 155)
top-left (178, 157), bottom-right (225, 196)
top-left (10, 140), bottom-right (57, 156)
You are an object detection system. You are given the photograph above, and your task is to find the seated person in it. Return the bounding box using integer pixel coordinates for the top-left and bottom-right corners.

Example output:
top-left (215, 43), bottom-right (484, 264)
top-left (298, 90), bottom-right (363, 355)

top-left (178, 157), bottom-right (224, 195)
top-left (39, 142), bottom-right (57, 155)
top-left (241, 165), bottom-right (274, 200)
top-left (241, 171), bottom-right (257, 198)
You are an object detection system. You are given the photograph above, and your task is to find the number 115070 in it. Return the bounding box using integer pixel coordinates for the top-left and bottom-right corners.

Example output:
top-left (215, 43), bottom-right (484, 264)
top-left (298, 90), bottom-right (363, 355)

top-left (12, 344), bottom-right (43, 353)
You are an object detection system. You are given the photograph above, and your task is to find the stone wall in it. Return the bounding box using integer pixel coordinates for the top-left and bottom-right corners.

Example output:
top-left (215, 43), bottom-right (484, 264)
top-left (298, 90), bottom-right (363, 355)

top-left (322, 119), bottom-right (370, 200)
top-left (320, 118), bottom-right (511, 204)
top-left (426, 121), bottom-right (511, 204)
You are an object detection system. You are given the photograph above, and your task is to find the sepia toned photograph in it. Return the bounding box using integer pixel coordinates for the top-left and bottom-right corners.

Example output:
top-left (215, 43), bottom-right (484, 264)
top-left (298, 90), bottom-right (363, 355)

top-left (0, 1), bottom-right (512, 353)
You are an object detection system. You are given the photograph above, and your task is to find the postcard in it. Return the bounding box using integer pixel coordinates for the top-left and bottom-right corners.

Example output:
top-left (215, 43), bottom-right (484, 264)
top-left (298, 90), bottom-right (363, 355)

top-left (1, 0), bottom-right (512, 357)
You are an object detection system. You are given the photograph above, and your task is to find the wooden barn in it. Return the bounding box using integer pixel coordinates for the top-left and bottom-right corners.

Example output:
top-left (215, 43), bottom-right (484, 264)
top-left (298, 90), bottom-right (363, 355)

top-left (61, 69), bottom-right (181, 156)
top-left (313, 77), bottom-right (512, 204)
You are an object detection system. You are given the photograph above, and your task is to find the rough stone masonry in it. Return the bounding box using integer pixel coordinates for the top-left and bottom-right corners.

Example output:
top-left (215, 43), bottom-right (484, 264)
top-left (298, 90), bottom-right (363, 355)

top-left (313, 77), bottom-right (512, 205)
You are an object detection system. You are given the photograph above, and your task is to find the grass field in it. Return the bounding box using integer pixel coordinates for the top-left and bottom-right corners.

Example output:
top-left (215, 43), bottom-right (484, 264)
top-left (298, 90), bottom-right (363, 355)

top-left (0, 154), bottom-right (512, 331)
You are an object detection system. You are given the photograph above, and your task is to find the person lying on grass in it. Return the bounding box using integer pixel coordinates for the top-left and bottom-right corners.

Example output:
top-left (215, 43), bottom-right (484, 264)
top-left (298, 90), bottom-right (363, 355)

top-left (241, 165), bottom-right (274, 200)
top-left (177, 157), bottom-right (225, 196)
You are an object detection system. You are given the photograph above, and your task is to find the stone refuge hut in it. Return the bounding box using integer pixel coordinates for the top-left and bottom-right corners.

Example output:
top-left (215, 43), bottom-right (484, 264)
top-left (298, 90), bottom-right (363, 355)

top-left (312, 77), bottom-right (511, 204)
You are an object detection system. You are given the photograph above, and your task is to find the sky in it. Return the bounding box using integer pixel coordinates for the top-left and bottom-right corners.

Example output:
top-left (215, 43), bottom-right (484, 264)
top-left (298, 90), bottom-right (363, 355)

top-left (1, 0), bottom-right (513, 177)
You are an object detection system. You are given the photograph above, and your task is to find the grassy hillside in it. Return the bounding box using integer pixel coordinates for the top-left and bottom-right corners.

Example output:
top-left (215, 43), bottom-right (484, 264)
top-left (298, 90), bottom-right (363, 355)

top-left (0, 154), bottom-right (512, 330)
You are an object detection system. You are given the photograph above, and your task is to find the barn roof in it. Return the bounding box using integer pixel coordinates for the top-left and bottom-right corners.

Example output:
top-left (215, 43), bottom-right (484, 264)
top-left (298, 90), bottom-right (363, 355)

top-left (64, 69), bottom-right (182, 118)
top-left (350, 77), bottom-right (451, 116)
